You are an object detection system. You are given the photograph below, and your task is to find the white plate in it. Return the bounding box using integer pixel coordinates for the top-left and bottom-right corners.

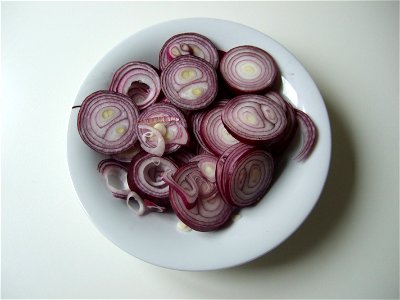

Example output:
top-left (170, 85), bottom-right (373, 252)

top-left (67, 18), bottom-right (331, 271)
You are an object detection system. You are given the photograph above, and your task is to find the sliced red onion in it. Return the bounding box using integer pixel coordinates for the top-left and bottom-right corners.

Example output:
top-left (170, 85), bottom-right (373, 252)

top-left (98, 159), bottom-right (130, 199)
top-left (216, 144), bottom-right (274, 207)
top-left (221, 94), bottom-right (287, 144)
top-left (127, 154), bottom-right (178, 206)
top-left (293, 109), bottom-right (317, 161)
top-left (168, 162), bottom-right (234, 232)
top-left (161, 56), bottom-right (218, 110)
top-left (159, 32), bottom-right (219, 70)
top-left (126, 191), bottom-right (166, 216)
top-left (159, 97), bottom-right (171, 104)
top-left (137, 124), bottom-right (166, 156)
top-left (109, 61), bottom-right (161, 110)
top-left (136, 103), bottom-right (189, 155)
top-left (220, 45), bottom-right (278, 94)
top-left (77, 91), bottom-right (139, 155)
top-left (189, 154), bottom-right (218, 183)
top-left (265, 91), bottom-right (288, 112)
top-left (162, 170), bottom-right (199, 209)
top-left (199, 101), bottom-right (239, 155)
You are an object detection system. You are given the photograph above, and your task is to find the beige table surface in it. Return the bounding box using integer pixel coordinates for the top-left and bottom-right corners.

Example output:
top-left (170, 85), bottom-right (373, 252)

top-left (2, 1), bottom-right (399, 298)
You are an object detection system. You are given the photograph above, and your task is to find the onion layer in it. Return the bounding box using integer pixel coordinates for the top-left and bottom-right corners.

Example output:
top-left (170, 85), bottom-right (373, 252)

top-left (77, 91), bottom-right (139, 154)
top-left (159, 32), bottom-right (219, 70)
top-left (294, 109), bottom-right (317, 161)
top-left (161, 56), bottom-right (218, 110)
top-left (109, 61), bottom-right (161, 110)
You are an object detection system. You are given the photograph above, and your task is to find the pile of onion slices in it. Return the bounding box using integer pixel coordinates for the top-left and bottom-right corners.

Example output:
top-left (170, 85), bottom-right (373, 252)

top-left (76, 32), bottom-right (318, 232)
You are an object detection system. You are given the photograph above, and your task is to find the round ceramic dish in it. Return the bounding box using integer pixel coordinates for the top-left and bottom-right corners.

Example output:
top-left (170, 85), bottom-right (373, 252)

top-left (67, 18), bottom-right (331, 271)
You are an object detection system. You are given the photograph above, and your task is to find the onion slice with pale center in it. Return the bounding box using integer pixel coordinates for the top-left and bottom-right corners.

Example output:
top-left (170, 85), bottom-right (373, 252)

top-left (161, 56), bottom-right (218, 110)
top-left (219, 45), bottom-right (278, 94)
top-left (159, 32), bottom-right (219, 70)
top-left (77, 91), bottom-right (139, 155)
top-left (221, 94), bottom-right (287, 144)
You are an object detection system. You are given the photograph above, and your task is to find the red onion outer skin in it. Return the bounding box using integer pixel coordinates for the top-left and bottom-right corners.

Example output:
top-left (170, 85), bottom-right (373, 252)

top-left (168, 162), bottom-right (235, 232)
top-left (159, 32), bottom-right (219, 70)
top-left (77, 90), bottom-right (139, 155)
top-left (221, 94), bottom-right (287, 145)
top-left (220, 45), bottom-right (279, 95)
top-left (160, 56), bottom-right (218, 110)
top-left (127, 153), bottom-right (178, 206)
top-left (216, 144), bottom-right (274, 207)
top-left (109, 61), bottom-right (162, 110)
